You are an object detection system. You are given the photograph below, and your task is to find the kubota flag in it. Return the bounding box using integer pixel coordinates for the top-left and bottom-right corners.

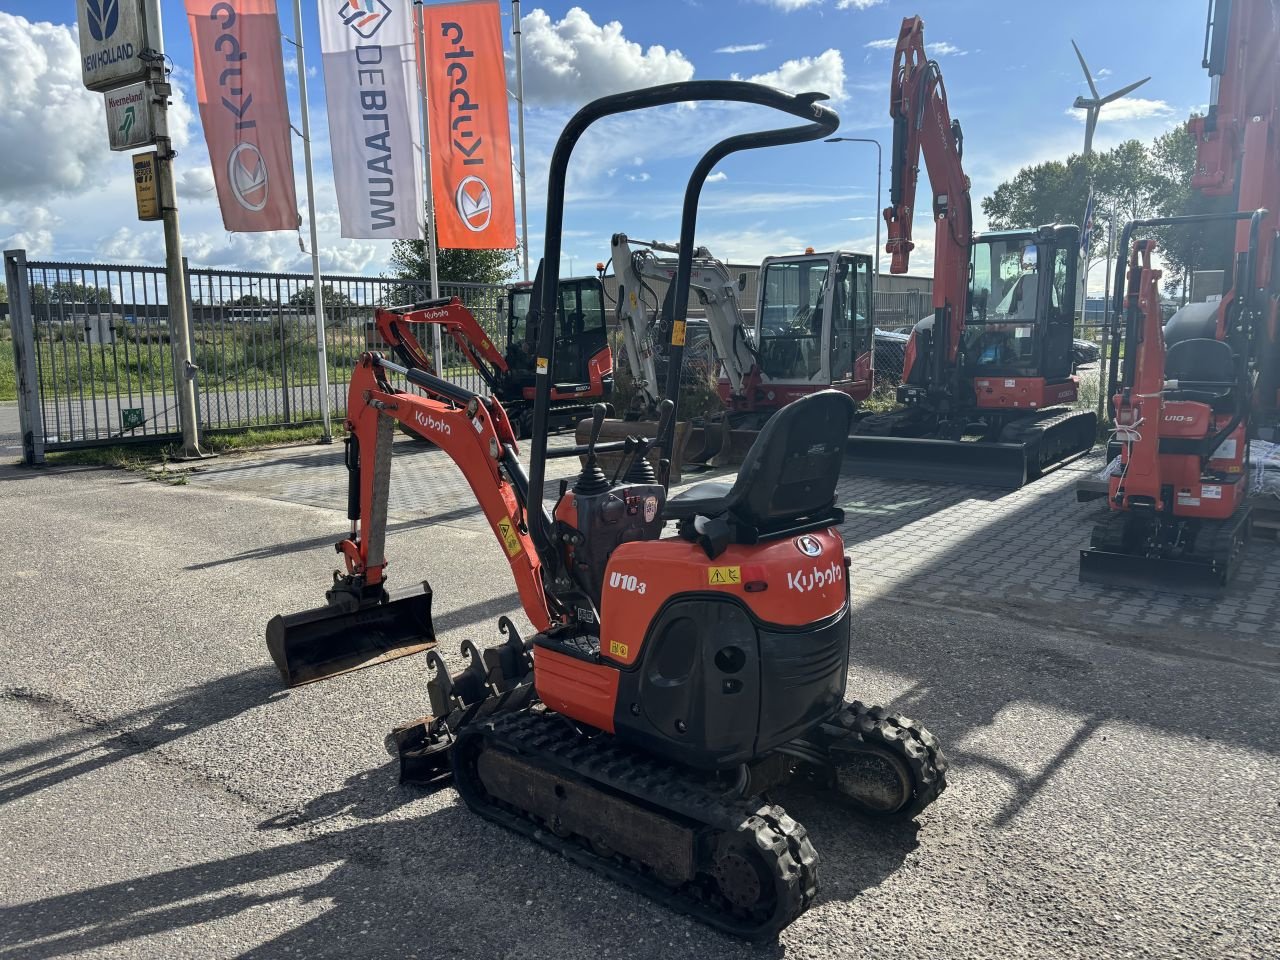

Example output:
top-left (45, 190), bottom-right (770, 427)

top-left (186, 0), bottom-right (300, 232)
top-left (422, 0), bottom-right (516, 249)
top-left (319, 0), bottom-right (424, 239)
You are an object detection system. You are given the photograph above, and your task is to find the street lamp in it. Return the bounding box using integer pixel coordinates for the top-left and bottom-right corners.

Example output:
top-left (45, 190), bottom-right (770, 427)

top-left (824, 137), bottom-right (883, 284)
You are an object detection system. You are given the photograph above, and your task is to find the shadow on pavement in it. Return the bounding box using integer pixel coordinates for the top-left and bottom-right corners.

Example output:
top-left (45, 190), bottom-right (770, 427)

top-left (0, 777), bottom-right (913, 960)
top-left (0, 668), bottom-right (283, 806)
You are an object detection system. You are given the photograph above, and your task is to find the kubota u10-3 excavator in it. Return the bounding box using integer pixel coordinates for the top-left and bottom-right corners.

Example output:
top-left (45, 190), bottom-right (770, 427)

top-left (267, 80), bottom-right (947, 941)
top-left (1078, 0), bottom-right (1279, 594)
top-left (846, 16), bottom-right (1098, 488)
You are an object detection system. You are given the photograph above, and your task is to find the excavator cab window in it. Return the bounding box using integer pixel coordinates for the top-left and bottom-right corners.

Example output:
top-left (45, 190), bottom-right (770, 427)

top-left (964, 236), bottom-right (1047, 375)
top-left (758, 258), bottom-right (829, 380)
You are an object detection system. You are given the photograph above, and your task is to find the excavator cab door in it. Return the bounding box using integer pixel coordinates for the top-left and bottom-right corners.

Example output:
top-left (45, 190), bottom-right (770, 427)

top-left (830, 253), bottom-right (874, 388)
top-left (1041, 233), bottom-right (1079, 380)
top-left (553, 278), bottom-right (608, 385)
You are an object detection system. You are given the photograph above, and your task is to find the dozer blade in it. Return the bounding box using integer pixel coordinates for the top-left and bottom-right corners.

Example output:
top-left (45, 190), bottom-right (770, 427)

top-left (845, 435), bottom-right (1030, 489)
top-left (266, 583), bottom-right (435, 687)
top-left (1078, 549), bottom-right (1229, 598)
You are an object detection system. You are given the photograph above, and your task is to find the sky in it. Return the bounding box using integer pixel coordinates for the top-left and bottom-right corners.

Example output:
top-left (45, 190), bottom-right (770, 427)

top-left (0, 1), bottom-right (1213, 296)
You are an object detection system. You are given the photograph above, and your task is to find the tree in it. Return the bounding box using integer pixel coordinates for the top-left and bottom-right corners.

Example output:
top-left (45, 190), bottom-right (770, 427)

top-left (288, 284), bottom-right (356, 308)
top-left (30, 281), bottom-right (116, 305)
top-left (0, 281), bottom-right (7, 304)
top-left (226, 293), bottom-right (277, 307)
top-left (1148, 123), bottom-right (1234, 298)
top-left (388, 223), bottom-right (517, 291)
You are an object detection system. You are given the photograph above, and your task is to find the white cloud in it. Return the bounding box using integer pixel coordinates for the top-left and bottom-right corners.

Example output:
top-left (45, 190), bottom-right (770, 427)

top-left (706, 171), bottom-right (729, 183)
top-left (1067, 97), bottom-right (1175, 123)
top-left (0, 15), bottom-right (116, 200)
top-left (928, 42), bottom-right (966, 57)
top-left (625, 172), bottom-right (651, 183)
top-left (177, 167), bottom-right (217, 202)
top-left (740, 49), bottom-right (846, 102)
top-left (0, 206), bottom-right (61, 258)
top-left (1097, 67), bottom-right (1113, 78)
top-left (757, 0), bottom-right (823, 10)
top-left (716, 43), bottom-right (769, 54)
top-left (837, 0), bottom-right (885, 8)
top-left (864, 38), bottom-right (897, 50)
top-left (518, 7), bottom-right (694, 106)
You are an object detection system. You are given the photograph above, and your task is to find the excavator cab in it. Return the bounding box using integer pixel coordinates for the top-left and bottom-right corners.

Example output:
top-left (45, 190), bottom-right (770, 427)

top-left (752, 250), bottom-right (875, 407)
top-left (956, 227), bottom-right (1079, 391)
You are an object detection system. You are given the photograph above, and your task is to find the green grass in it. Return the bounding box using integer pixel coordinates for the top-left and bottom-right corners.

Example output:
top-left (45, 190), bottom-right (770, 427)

top-left (43, 422), bottom-right (338, 474)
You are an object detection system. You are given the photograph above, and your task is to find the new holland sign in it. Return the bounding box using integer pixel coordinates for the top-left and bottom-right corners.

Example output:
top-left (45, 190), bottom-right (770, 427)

top-left (78, 0), bottom-right (149, 93)
top-left (105, 82), bottom-right (154, 151)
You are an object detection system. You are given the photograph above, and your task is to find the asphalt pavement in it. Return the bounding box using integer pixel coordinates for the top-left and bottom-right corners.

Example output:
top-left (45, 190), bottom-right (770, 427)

top-left (1, 450), bottom-right (1277, 959)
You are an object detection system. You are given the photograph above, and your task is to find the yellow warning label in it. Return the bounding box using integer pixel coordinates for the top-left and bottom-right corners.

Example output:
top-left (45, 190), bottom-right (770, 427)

top-left (497, 517), bottom-right (523, 557)
top-left (536, 357), bottom-right (550, 375)
top-left (609, 640), bottom-right (629, 659)
top-left (707, 566), bottom-right (741, 585)
top-left (629, 292), bottom-right (638, 308)
top-left (671, 320), bottom-right (687, 347)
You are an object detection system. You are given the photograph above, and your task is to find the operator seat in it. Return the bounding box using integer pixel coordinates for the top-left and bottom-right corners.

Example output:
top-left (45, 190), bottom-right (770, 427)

top-left (665, 390), bottom-right (854, 553)
top-left (1164, 337), bottom-right (1236, 408)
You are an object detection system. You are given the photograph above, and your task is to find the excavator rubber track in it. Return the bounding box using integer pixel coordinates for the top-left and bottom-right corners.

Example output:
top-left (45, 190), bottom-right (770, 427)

top-left (846, 407), bottom-right (1096, 489)
top-left (451, 706), bottom-right (819, 941)
top-left (1079, 503), bottom-right (1251, 597)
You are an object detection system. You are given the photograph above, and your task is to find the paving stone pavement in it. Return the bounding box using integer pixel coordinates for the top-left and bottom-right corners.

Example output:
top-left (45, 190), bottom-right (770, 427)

top-left (185, 440), bottom-right (1280, 664)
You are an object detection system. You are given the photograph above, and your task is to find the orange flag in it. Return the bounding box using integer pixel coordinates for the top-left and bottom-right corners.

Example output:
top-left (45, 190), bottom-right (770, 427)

top-left (422, 0), bottom-right (517, 249)
top-left (186, 0), bottom-right (299, 233)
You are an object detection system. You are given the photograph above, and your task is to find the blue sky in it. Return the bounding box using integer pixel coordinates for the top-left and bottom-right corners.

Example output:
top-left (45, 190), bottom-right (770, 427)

top-left (0, 1), bottom-right (1210, 294)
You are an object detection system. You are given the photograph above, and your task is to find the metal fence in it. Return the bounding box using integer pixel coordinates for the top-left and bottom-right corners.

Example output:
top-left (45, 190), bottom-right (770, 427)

top-left (3, 247), bottom-right (1109, 464)
top-left (4, 249), bottom-right (506, 462)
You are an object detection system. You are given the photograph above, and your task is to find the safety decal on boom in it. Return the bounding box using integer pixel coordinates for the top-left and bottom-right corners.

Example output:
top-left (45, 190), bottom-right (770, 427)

top-left (497, 517), bottom-right (523, 557)
top-left (671, 320), bottom-right (687, 346)
top-left (707, 565), bottom-right (741, 585)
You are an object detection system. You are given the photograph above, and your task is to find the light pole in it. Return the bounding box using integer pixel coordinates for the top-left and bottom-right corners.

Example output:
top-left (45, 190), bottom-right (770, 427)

top-left (824, 137), bottom-right (882, 283)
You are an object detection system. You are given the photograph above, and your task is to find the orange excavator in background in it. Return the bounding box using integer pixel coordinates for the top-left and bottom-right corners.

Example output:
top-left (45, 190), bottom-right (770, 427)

top-left (1079, 0), bottom-right (1279, 594)
top-left (266, 80), bottom-right (947, 941)
top-left (846, 16), bottom-right (1097, 488)
top-left (387, 274), bottom-right (613, 442)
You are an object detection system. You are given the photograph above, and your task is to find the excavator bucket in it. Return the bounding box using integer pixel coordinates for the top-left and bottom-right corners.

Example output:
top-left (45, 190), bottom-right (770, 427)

top-left (681, 417), bottom-right (760, 470)
top-left (845, 435), bottom-right (1032, 489)
top-left (265, 583), bottom-right (435, 687)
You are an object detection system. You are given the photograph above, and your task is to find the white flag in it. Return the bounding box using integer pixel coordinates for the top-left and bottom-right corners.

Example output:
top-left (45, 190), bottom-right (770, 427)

top-left (318, 1), bottom-right (424, 239)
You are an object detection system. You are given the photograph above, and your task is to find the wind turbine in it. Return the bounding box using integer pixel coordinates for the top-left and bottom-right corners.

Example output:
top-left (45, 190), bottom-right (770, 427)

top-left (1071, 39), bottom-right (1150, 157)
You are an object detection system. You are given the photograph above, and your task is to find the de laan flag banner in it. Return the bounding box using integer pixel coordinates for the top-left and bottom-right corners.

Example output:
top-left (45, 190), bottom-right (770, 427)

top-left (186, 0), bottom-right (300, 232)
top-left (319, 0), bottom-right (425, 239)
top-left (422, 0), bottom-right (517, 249)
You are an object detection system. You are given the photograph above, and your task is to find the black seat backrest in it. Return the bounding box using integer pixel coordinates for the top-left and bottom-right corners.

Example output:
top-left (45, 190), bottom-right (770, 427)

top-left (724, 390), bottom-right (855, 530)
top-left (1165, 338), bottom-right (1234, 389)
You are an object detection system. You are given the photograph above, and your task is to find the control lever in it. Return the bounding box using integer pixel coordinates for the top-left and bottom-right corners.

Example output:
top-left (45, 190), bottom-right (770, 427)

top-left (586, 403), bottom-right (608, 461)
top-left (573, 403), bottom-right (613, 495)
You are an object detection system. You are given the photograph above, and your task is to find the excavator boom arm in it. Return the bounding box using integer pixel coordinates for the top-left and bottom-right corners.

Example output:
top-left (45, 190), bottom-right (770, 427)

top-left (884, 15), bottom-right (974, 366)
top-left (341, 352), bottom-right (552, 633)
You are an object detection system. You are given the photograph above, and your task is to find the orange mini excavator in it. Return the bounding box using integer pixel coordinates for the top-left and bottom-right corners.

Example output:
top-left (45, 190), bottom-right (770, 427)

top-left (268, 81), bottom-right (947, 940)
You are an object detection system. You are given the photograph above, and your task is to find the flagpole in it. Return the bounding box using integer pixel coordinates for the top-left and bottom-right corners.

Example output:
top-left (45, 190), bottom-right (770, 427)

top-left (512, 0), bottom-right (530, 280)
top-left (1096, 199), bottom-right (1116, 423)
top-left (414, 0), bottom-right (445, 373)
top-left (291, 0), bottom-right (332, 442)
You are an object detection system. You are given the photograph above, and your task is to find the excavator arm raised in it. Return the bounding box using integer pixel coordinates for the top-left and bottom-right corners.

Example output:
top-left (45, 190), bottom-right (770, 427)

top-left (884, 14), bottom-right (973, 369)
top-left (374, 297), bottom-right (509, 395)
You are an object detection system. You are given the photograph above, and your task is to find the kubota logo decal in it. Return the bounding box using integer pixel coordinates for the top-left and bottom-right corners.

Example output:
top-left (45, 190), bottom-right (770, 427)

top-left (787, 561), bottom-right (844, 593)
top-left (455, 176), bottom-right (493, 232)
top-left (795, 535), bottom-right (823, 557)
top-left (414, 410), bottom-right (452, 436)
top-left (338, 0), bottom-right (391, 39)
top-left (228, 143), bottom-right (270, 212)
